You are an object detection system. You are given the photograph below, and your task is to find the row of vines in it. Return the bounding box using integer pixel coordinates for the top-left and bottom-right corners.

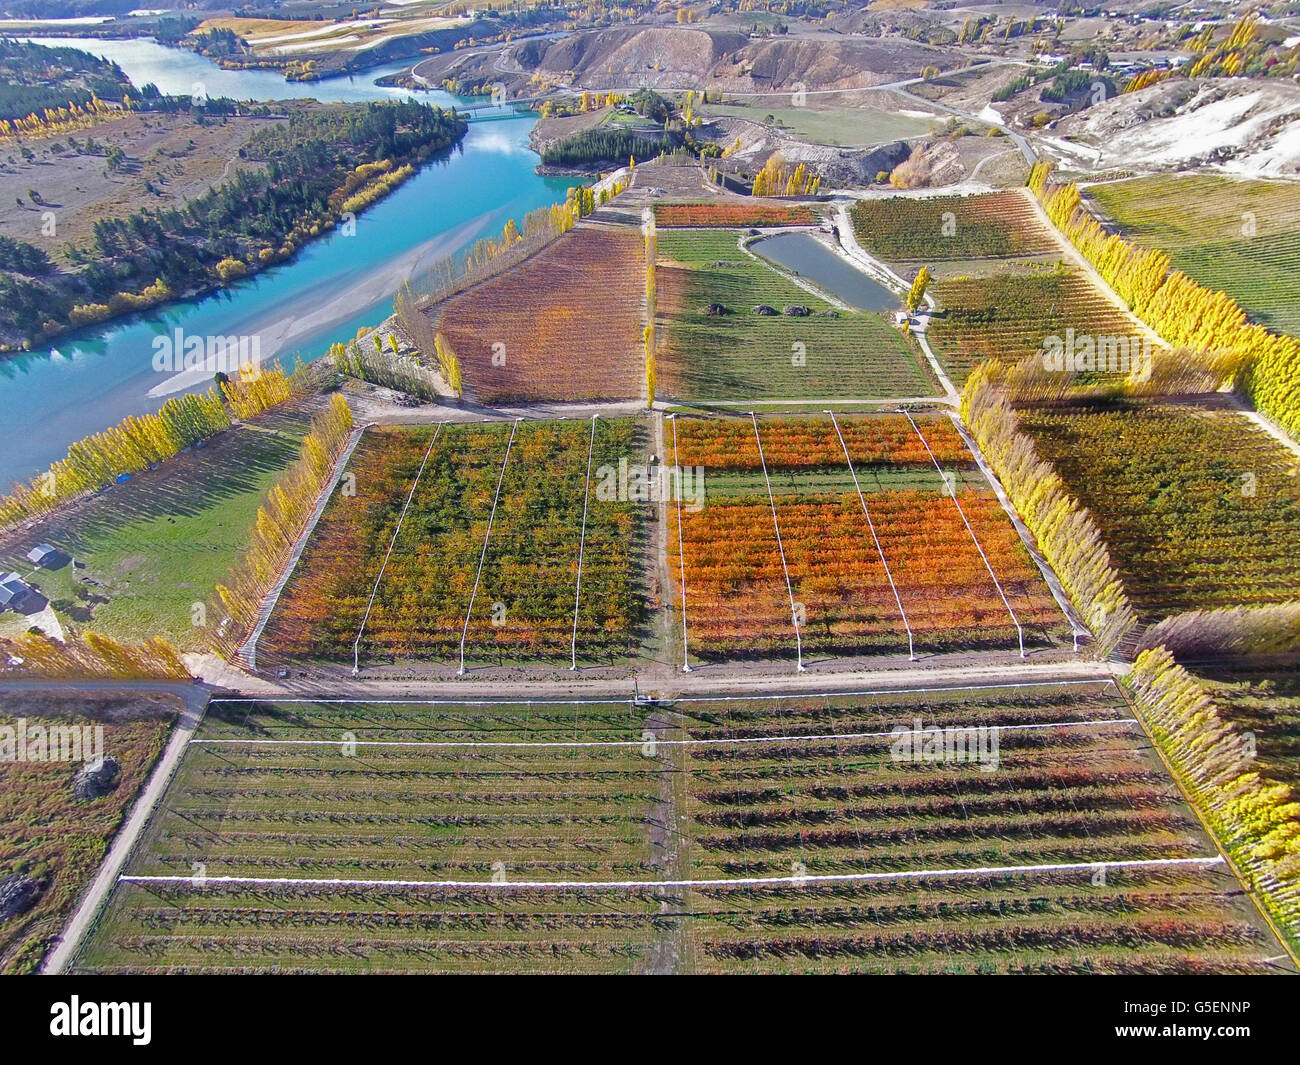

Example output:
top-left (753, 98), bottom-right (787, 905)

top-left (1029, 162), bottom-right (1300, 437)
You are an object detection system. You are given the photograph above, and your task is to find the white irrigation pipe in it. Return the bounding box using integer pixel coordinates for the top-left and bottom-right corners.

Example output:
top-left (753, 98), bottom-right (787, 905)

top-left (119, 856), bottom-right (1225, 893)
top-left (668, 414), bottom-right (692, 673)
top-left (901, 409), bottom-right (1025, 658)
top-left (671, 676), bottom-right (1115, 703)
top-left (459, 418), bottom-right (521, 676)
top-left (352, 424), bottom-right (443, 676)
top-left (570, 415), bottom-right (599, 671)
top-left (188, 717), bottom-right (1138, 750)
top-left (751, 412), bottom-right (806, 672)
top-left (206, 675), bottom-right (1115, 708)
top-left (826, 410), bottom-right (916, 662)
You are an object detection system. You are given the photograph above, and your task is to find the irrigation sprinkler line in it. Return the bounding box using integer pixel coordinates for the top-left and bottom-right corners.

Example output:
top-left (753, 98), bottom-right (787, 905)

top-left (119, 855), bottom-right (1225, 893)
top-left (352, 423), bottom-right (443, 676)
top-left (570, 415), bottom-right (599, 671)
top-left (188, 717), bottom-right (1139, 750)
top-left (750, 412), bottom-right (806, 672)
top-left (459, 418), bottom-right (521, 676)
top-left (668, 414), bottom-right (692, 672)
top-left (943, 410), bottom-right (1086, 652)
top-left (206, 676), bottom-right (1116, 709)
top-left (826, 410), bottom-right (916, 662)
top-left (660, 681), bottom-right (1118, 702)
top-left (900, 408), bottom-right (1025, 658)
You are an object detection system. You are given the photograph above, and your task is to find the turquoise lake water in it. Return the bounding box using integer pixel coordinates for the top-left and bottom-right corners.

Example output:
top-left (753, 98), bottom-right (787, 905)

top-left (751, 232), bottom-right (897, 311)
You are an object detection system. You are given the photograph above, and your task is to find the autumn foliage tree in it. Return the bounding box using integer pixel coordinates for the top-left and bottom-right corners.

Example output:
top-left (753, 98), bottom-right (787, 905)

top-left (0, 94), bottom-right (115, 143)
top-left (220, 362), bottom-right (293, 420)
top-left (0, 389), bottom-right (232, 527)
top-left (212, 393), bottom-right (354, 656)
top-left (751, 153), bottom-right (821, 197)
top-left (1028, 161), bottom-right (1300, 437)
top-left (906, 266), bottom-right (932, 313)
top-left (433, 332), bottom-right (464, 397)
top-left (1125, 646), bottom-right (1300, 939)
top-left (962, 363), bottom-right (1136, 649)
top-left (889, 145), bottom-right (931, 189)
top-left (1, 630), bottom-right (189, 680)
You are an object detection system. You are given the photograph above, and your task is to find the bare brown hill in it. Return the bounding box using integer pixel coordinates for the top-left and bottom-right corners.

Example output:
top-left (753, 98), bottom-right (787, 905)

top-left (500, 27), bottom-right (949, 92)
top-left (517, 27), bottom-right (745, 89)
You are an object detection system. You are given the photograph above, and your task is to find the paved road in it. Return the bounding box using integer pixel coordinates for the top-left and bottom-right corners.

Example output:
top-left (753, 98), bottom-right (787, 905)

top-left (10, 680), bottom-right (216, 974)
top-left (871, 62), bottom-right (1038, 167)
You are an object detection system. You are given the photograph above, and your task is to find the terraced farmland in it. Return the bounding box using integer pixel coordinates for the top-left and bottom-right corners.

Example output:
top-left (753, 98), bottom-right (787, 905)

top-left (667, 413), bottom-right (1067, 661)
top-left (1086, 175), bottom-right (1300, 338)
top-left (261, 419), bottom-right (644, 669)
top-left (655, 229), bottom-right (934, 401)
top-left (1018, 401), bottom-right (1300, 621)
top-left (434, 223), bottom-right (645, 403)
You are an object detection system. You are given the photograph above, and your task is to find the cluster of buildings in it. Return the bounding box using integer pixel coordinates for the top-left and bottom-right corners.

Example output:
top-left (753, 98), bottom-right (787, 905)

top-left (0, 544), bottom-right (63, 615)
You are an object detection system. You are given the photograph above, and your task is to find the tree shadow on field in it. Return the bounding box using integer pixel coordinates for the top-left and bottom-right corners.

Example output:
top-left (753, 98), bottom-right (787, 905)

top-left (68, 420), bottom-right (305, 535)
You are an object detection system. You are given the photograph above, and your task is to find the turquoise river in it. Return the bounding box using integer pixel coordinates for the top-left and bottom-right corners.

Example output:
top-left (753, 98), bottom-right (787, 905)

top-left (0, 37), bottom-right (573, 488)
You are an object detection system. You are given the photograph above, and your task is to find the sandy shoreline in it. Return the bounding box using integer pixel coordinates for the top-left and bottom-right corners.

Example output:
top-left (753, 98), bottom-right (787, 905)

top-left (145, 212), bottom-right (495, 398)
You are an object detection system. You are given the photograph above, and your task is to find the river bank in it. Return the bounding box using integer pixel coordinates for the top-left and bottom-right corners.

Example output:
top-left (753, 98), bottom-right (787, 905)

top-left (0, 98), bottom-right (468, 354)
top-left (0, 38), bottom-right (574, 490)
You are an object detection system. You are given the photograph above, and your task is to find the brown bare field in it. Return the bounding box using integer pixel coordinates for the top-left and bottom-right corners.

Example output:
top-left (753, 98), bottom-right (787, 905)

top-left (434, 223), bottom-right (645, 403)
top-left (0, 110), bottom-right (275, 264)
top-left (0, 691), bottom-right (177, 974)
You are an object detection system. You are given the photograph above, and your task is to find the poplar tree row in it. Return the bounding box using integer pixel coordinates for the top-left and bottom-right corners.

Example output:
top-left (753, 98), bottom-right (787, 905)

top-left (212, 393), bottom-right (355, 655)
top-left (1125, 647), bottom-right (1300, 938)
top-left (0, 94), bottom-right (115, 141)
top-left (432, 334), bottom-right (464, 397)
top-left (0, 390), bottom-right (229, 527)
top-left (1, 630), bottom-right (189, 680)
top-left (961, 363), bottom-right (1136, 650)
top-left (220, 363), bottom-right (294, 421)
top-left (0, 363), bottom-right (298, 529)
top-left (1029, 161), bottom-right (1300, 438)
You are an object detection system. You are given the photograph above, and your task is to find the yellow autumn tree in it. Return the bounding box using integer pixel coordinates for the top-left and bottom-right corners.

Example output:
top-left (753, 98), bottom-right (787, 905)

top-left (906, 266), bottom-right (932, 312)
top-left (1028, 161), bottom-right (1300, 437)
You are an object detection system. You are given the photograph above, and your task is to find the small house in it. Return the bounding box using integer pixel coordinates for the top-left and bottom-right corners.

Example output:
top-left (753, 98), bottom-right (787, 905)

top-left (0, 573), bottom-right (37, 613)
top-left (26, 543), bottom-right (61, 568)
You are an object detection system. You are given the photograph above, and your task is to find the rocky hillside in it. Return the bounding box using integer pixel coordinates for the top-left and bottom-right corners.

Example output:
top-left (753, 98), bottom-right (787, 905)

top-left (1045, 79), bottom-right (1300, 178)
